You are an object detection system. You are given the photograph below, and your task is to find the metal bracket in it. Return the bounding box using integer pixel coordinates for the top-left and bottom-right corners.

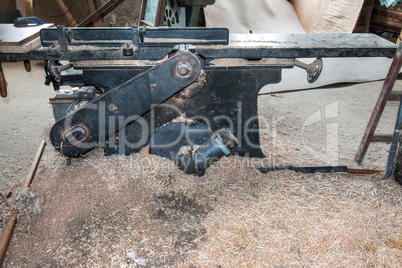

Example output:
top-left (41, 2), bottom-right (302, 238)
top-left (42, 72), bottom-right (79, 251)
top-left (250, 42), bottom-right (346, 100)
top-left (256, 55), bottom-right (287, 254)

top-left (50, 51), bottom-right (202, 156)
top-left (57, 26), bottom-right (69, 52)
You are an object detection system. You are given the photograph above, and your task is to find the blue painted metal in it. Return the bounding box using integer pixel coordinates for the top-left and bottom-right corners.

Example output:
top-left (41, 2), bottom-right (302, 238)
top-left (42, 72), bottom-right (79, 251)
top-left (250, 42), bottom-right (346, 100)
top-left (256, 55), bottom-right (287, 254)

top-left (383, 96), bottom-right (402, 179)
top-left (14, 17), bottom-right (44, 27)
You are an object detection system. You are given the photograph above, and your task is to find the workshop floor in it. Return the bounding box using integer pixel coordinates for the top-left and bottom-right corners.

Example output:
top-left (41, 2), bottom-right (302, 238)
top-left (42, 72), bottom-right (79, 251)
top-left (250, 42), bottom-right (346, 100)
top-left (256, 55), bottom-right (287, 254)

top-left (0, 60), bottom-right (401, 266)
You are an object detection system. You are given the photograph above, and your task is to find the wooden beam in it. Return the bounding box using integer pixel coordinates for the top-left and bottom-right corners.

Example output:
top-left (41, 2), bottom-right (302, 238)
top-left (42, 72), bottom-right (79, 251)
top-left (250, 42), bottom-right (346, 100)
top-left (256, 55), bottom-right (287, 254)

top-left (371, 134), bottom-right (393, 143)
top-left (373, 7), bottom-right (402, 21)
top-left (0, 210), bottom-right (18, 265)
top-left (22, 140), bottom-right (46, 189)
top-left (0, 140), bottom-right (46, 265)
top-left (55, 0), bottom-right (77, 27)
top-left (87, 0), bottom-right (100, 27)
top-left (155, 0), bottom-right (167, 27)
top-left (371, 14), bottom-right (402, 29)
top-left (388, 91), bottom-right (402, 101)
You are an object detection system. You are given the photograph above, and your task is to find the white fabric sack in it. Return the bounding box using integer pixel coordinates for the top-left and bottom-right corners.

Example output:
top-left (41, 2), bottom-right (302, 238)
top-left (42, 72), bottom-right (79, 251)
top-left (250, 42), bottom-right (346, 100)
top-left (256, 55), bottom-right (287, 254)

top-left (204, 0), bottom-right (399, 93)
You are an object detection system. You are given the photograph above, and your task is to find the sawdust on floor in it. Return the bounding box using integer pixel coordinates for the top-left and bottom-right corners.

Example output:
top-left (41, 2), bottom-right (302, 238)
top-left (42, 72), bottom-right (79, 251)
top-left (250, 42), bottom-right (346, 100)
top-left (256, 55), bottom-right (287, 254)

top-left (1, 136), bottom-right (401, 267)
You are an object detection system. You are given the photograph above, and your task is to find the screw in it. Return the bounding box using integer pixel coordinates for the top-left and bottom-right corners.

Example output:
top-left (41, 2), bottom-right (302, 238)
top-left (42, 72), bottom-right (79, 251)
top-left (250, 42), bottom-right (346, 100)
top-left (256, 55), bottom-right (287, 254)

top-left (150, 82), bottom-right (157, 90)
top-left (112, 105), bottom-right (119, 113)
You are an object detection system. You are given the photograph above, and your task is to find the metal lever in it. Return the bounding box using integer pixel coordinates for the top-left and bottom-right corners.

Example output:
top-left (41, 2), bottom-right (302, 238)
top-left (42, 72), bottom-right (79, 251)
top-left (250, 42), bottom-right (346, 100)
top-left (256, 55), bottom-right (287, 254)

top-left (44, 61), bottom-right (73, 86)
top-left (294, 58), bottom-right (323, 83)
top-left (50, 51), bottom-right (201, 157)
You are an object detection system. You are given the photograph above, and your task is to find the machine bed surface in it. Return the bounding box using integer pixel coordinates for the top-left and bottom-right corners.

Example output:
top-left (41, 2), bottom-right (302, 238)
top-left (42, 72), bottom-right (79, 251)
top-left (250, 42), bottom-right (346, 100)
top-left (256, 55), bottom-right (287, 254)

top-left (0, 28), bottom-right (398, 60)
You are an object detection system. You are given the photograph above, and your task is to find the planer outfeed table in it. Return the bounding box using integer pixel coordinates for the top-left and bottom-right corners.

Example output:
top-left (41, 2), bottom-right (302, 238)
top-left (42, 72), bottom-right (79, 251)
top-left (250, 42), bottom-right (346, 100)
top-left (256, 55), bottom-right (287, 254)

top-left (0, 26), bottom-right (397, 175)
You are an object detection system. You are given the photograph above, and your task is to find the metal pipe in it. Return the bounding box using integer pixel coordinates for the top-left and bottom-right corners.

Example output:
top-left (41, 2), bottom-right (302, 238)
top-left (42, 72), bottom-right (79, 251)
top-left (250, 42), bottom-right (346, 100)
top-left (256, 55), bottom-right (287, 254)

top-left (294, 59), bottom-right (310, 70)
top-left (383, 95), bottom-right (402, 179)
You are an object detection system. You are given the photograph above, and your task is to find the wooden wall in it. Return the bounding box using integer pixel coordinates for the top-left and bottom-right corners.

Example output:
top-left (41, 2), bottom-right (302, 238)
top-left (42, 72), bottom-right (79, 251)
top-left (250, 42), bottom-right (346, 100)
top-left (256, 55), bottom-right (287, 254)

top-left (370, 1), bottom-right (402, 42)
top-left (32, 0), bottom-right (91, 26)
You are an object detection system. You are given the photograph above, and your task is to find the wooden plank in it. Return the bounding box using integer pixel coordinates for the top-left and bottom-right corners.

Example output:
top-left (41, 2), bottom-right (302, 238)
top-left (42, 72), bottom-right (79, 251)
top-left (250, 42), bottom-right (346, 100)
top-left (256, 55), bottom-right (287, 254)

top-left (354, 0), bottom-right (374, 33)
top-left (371, 14), bottom-right (402, 29)
top-left (155, 0), bottom-right (167, 27)
top-left (370, 22), bottom-right (402, 34)
top-left (373, 7), bottom-right (402, 21)
top-left (87, 0), bottom-right (100, 27)
top-left (0, 23), bottom-right (53, 45)
top-left (0, 37), bottom-right (41, 53)
top-left (0, 23), bottom-right (53, 53)
top-left (54, 0), bottom-right (77, 27)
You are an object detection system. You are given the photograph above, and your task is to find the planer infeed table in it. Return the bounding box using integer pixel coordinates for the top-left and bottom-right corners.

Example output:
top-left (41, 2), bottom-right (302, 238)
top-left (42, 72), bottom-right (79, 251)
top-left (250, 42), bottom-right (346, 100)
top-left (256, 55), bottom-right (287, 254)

top-left (0, 26), bottom-right (397, 175)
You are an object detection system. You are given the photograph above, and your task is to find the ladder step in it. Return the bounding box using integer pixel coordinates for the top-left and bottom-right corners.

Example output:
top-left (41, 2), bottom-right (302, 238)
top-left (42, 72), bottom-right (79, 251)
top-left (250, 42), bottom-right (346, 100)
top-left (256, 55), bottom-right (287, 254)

top-left (388, 91), bottom-right (402, 101)
top-left (371, 134), bottom-right (393, 143)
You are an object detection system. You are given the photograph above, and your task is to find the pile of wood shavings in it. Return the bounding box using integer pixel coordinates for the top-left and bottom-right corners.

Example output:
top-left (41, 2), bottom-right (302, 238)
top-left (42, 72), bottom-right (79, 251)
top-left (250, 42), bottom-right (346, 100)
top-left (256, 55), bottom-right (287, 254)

top-left (2, 142), bottom-right (401, 266)
top-left (184, 171), bottom-right (402, 267)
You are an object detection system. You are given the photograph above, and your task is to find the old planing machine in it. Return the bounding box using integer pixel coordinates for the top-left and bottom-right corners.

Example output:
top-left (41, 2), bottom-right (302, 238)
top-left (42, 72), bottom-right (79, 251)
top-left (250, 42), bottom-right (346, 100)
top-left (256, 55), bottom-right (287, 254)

top-left (0, 26), bottom-right (397, 175)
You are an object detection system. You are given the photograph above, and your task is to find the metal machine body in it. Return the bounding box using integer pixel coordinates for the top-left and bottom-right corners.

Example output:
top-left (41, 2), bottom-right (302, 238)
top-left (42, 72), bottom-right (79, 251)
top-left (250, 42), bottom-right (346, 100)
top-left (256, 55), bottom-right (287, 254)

top-left (0, 26), bottom-right (397, 174)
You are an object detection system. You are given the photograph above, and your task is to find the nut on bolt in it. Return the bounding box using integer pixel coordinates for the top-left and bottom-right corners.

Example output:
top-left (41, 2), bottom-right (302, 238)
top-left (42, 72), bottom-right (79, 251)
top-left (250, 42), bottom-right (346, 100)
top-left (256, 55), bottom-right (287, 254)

top-left (176, 62), bottom-right (191, 78)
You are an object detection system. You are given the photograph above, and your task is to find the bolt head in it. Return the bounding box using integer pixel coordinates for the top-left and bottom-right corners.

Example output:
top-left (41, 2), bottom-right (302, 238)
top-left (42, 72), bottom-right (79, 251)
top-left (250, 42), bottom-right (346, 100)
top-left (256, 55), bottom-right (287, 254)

top-left (176, 63), bottom-right (191, 77)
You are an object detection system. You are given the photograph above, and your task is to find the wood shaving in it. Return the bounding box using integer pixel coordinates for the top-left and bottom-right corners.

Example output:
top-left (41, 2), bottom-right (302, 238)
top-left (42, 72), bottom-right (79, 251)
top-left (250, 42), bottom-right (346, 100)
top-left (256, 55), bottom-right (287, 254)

top-left (3, 144), bottom-right (401, 267)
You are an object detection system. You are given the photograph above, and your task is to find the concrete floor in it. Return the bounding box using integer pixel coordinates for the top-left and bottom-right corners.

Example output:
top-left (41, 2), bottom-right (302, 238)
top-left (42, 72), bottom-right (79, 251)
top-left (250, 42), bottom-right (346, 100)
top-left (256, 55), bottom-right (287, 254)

top-left (0, 61), bottom-right (55, 191)
top-left (258, 81), bottom-right (400, 168)
top-left (0, 60), bottom-right (401, 194)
